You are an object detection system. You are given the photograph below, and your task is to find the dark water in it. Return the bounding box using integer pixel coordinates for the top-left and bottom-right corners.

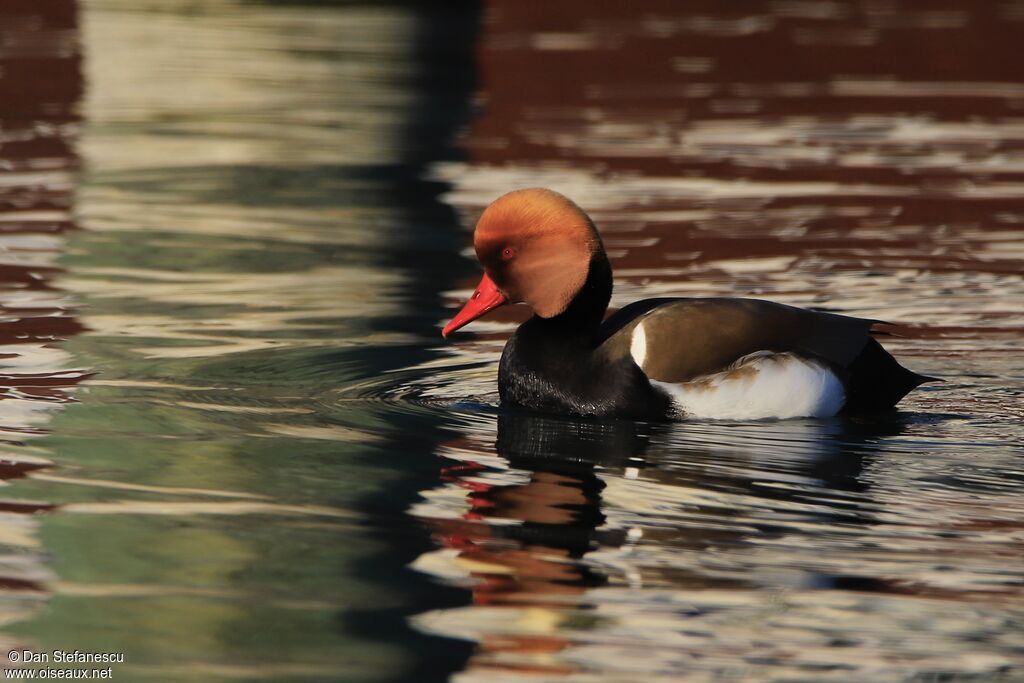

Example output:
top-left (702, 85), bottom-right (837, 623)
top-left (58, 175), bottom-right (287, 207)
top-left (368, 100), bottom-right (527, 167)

top-left (1, 1), bottom-right (1022, 682)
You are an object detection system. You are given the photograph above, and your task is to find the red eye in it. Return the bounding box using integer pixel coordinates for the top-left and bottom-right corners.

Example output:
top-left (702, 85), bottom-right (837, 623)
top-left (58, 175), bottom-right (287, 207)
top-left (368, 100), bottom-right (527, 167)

top-left (501, 247), bottom-right (516, 260)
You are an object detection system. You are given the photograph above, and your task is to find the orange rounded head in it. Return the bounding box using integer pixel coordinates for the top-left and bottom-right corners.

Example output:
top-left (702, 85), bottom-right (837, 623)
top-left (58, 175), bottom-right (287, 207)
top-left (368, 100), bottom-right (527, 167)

top-left (442, 188), bottom-right (604, 337)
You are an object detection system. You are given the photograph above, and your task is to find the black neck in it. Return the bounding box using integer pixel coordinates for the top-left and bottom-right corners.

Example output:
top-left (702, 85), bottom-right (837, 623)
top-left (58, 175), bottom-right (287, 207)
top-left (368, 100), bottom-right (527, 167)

top-left (500, 250), bottom-right (668, 418)
top-left (531, 252), bottom-right (612, 345)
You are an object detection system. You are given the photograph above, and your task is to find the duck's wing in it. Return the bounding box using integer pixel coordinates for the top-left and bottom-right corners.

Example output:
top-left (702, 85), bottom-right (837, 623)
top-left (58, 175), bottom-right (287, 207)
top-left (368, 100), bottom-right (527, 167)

top-left (599, 297), bottom-right (875, 381)
top-left (598, 297), bottom-right (930, 413)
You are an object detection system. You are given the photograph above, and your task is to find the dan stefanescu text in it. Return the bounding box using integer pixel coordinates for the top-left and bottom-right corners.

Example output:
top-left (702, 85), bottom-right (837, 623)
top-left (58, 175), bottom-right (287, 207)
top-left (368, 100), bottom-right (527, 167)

top-left (14, 651), bottom-right (123, 664)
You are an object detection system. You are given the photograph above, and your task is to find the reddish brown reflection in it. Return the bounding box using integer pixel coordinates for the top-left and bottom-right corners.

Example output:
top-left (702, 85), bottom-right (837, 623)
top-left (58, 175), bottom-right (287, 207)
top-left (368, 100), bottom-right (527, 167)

top-left (447, 1), bottom-right (1024, 353)
top-left (0, 0), bottom-right (85, 482)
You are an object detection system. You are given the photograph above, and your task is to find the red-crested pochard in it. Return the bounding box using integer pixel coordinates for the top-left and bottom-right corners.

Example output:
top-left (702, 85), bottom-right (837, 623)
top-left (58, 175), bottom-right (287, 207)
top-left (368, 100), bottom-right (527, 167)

top-left (443, 188), bottom-right (933, 420)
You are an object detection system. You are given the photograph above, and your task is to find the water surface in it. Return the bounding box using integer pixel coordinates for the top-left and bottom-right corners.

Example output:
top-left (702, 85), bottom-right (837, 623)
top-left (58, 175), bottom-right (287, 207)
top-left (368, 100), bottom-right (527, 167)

top-left (414, 2), bottom-right (1024, 681)
top-left (0, 1), bottom-right (1022, 682)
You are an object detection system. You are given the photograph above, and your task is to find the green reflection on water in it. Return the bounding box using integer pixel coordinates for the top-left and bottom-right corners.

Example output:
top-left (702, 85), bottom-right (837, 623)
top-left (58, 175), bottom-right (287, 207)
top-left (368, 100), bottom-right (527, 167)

top-left (3, 1), bottom-right (478, 681)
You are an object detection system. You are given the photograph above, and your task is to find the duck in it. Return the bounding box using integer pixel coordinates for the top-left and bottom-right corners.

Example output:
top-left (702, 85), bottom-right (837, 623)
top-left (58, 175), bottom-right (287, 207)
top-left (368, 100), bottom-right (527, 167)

top-left (442, 188), bottom-right (933, 420)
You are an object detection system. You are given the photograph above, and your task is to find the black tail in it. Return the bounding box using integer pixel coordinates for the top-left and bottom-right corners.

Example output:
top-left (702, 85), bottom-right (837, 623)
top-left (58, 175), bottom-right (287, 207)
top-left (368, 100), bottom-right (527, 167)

top-left (840, 338), bottom-right (935, 414)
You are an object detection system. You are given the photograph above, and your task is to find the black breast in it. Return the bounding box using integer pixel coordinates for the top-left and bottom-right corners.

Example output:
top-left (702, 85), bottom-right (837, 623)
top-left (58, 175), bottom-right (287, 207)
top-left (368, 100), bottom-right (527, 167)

top-left (498, 319), bottom-right (671, 420)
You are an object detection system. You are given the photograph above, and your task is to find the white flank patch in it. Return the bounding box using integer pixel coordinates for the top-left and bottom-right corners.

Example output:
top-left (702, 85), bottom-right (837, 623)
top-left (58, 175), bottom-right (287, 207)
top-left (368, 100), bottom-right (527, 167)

top-left (652, 352), bottom-right (845, 420)
top-left (630, 322), bottom-right (647, 368)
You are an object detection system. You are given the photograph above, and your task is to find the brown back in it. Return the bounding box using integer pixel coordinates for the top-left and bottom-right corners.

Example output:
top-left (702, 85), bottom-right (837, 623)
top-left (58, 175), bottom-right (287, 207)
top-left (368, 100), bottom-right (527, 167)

top-left (600, 298), bottom-right (876, 383)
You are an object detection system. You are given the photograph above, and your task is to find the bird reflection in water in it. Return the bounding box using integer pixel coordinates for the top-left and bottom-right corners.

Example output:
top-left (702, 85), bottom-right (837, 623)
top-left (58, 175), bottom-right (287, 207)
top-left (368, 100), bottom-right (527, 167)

top-left (420, 412), bottom-right (644, 676)
top-left (412, 408), bottom-right (918, 678)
